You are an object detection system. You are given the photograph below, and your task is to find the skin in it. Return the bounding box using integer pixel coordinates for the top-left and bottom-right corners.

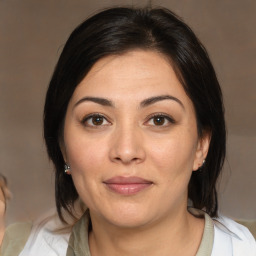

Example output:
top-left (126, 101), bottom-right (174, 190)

top-left (61, 50), bottom-right (210, 256)
top-left (0, 192), bottom-right (5, 244)
top-left (0, 176), bottom-right (11, 244)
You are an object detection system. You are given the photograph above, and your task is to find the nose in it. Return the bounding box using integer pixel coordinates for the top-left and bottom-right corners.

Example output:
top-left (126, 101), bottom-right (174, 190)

top-left (109, 124), bottom-right (146, 165)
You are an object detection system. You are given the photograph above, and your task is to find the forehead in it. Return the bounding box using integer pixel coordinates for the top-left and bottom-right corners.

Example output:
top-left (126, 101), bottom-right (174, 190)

top-left (70, 50), bottom-right (191, 107)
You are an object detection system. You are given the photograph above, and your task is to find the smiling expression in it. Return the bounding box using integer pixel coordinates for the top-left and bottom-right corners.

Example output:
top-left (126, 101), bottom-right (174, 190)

top-left (61, 50), bottom-right (209, 228)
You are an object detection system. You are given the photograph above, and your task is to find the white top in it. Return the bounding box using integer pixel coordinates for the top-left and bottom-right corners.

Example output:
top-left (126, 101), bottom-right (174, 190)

top-left (212, 215), bottom-right (256, 255)
top-left (18, 210), bottom-right (256, 256)
top-left (18, 212), bottom-right (70, 256)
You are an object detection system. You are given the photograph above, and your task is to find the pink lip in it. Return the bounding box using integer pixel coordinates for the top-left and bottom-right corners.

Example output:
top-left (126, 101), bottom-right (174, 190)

top-left (103, 176), bottom-right (153, 195)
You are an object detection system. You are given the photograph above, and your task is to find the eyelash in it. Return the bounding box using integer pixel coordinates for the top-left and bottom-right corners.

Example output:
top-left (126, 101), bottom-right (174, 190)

top-left (145, 113), bottom-right (176, 127)
top-left (81, 113), bottom-right (175, 127)
top-left (82, 113), bottom-right (111, 127)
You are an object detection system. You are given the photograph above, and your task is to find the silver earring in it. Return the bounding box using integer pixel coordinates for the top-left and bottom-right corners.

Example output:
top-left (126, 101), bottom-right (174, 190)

top-left (64, 164), bottom-right (71, 174)
top-left (199, 159), bottom-right (206, 171)
top-left (197, 159), bottom-right (206, 172)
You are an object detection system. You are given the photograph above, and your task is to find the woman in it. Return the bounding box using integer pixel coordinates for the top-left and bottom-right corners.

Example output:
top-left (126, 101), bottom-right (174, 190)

top-left (1, 6), bottom-right (255, 256)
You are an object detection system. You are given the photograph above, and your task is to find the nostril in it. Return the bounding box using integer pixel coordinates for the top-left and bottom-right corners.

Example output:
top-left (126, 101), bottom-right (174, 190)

top-left (114, 156), bottom-right (141, 164)
top-left (109, 134), bottom-right (146, 164)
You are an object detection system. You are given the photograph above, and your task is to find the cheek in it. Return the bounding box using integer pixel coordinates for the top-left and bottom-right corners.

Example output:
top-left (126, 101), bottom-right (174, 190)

top-left (148, 132), bottom-right (198, 178)
top-left (63, 125), bottom-right (110, 184)
top-left (64, 136), bottom-right (109, 206)
top-left (67, 139), bottom-right (107, 172)
top-left (64, 119), bottom-right (107, 164)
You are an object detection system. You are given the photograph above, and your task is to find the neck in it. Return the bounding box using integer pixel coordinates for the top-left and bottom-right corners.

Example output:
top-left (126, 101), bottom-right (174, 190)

top-left (88, 207), bottom-right (204, 256)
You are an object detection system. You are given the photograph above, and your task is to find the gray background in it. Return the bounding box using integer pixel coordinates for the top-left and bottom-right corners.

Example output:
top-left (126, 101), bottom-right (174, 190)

top-left (0, 0), bottom-right (255, 224)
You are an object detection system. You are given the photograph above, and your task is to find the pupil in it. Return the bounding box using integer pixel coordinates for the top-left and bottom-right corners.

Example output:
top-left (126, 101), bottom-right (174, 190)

top-left (92, 116), bottom-right (103, 125)
top-left (154, 117), bottom-right (164, 125)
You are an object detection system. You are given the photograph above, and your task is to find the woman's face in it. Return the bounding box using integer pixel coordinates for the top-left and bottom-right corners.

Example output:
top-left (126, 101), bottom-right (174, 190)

top-left (62, 50), bottom-right (209, 228)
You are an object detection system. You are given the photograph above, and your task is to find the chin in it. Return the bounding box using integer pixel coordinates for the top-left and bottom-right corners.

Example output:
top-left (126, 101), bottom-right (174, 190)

top-left (100, 204), bottom-right (154, 229)
top-left (109, 216), bottom-right (151, 229)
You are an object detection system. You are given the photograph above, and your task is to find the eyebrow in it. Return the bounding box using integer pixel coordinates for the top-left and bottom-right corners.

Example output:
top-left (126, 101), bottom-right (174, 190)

top-left (140, 95), bottom-right (184, 109)
top-left (74, 94), bottom-right (184, 109)
top-left (74, 97), bottom-right (114, 108)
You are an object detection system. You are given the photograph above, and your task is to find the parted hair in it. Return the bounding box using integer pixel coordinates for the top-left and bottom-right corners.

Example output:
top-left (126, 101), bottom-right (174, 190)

top-left (44, 6), bottom-right (226, 222)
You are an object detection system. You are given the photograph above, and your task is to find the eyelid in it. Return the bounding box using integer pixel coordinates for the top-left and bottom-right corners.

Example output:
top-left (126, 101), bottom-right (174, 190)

top-left (144, 113), bottom-right (176, 126)
top-left (80, 112), bottom-right (175, 127)
top-left (81, 113), bottom-right (112, 126)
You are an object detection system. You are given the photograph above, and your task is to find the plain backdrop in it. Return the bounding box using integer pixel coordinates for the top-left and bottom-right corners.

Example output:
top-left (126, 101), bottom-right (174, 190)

top-left (0, 0), bottom-right (255, 224)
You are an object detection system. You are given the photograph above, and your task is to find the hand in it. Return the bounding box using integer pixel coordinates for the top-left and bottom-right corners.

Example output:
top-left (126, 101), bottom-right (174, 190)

top-left (0, 175), bottom-right (11, 244)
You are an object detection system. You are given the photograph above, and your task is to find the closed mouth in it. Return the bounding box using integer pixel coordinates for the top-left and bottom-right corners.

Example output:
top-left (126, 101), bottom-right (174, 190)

top-left (103, 176), bottom-right (153, 195)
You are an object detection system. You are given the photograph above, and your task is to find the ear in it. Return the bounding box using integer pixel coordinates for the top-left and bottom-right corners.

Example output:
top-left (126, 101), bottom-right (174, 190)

top-left (192, 130), bottom-right (211, 171)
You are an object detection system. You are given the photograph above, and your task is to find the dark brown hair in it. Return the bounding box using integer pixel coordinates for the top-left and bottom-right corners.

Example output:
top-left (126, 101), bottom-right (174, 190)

top-left (44, 7), bottom-right (226, 222)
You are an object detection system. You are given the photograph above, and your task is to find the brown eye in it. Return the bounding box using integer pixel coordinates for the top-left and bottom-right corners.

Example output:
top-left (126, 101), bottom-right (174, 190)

top-left (153, 116), bottom-right (165, 126)
top-left (83, 114), bottom-right (110, 127)
top-left (92, 116), bottom-right (104, 125)
top-left (146, 114), bottom-right (175, 127)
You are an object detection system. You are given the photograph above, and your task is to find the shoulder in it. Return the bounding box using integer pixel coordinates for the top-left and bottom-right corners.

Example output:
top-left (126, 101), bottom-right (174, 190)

top-left (236, 219), bottom-right (256, 239)
top-left (212, 215), bottom-right (256, 256)
top-left (17, 212), bottom-right (71, 256)
top-left (0, 222), bottom-right (32, 256)
top-left (1, 210), bottom-right (72, 256)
